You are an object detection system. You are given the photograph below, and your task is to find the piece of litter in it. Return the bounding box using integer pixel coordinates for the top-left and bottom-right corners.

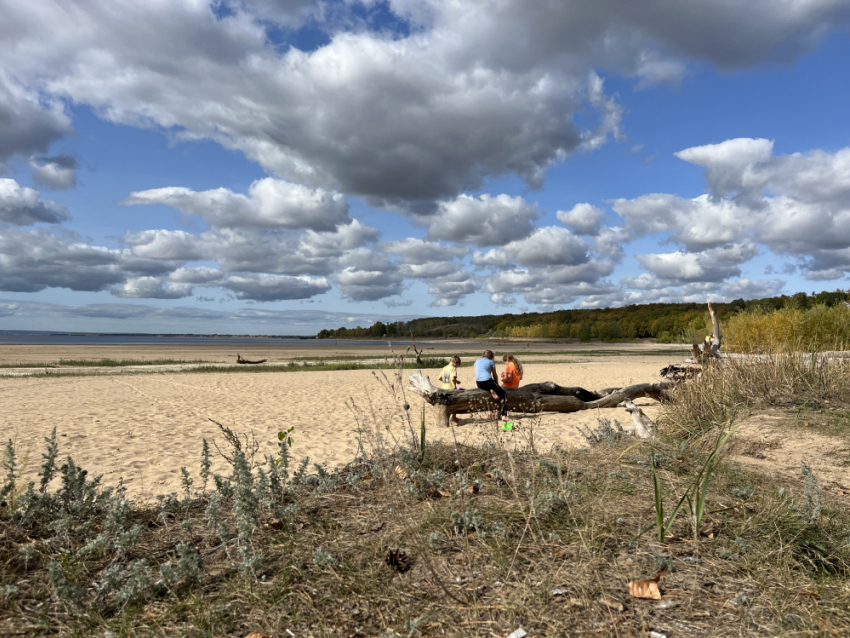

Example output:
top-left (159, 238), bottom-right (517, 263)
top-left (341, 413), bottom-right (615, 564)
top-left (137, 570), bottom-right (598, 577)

top-left (501, 421), bottom-right (514, 431)
top-left (506, 629), bottom-right (528, 638)
top-left (649, 632), bottom-right (668, 638)
top-left (550, 587), bottom-right (569, 596)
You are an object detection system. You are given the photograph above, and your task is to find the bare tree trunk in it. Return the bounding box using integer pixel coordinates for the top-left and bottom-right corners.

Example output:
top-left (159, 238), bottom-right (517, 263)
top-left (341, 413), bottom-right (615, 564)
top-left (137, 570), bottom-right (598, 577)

top-left (408, 371), bottom-right (674, 427)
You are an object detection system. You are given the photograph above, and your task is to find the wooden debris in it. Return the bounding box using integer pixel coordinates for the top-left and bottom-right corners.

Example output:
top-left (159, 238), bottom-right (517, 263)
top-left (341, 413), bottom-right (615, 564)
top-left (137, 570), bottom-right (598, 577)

top-left (408, 371), bottom-right (674, 427)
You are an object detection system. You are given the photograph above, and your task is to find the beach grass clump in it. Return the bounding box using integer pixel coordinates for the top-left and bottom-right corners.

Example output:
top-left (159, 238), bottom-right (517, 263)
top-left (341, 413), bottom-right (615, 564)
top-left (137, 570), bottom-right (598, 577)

top-left (660, 348), bottom-right (850, 439)
top-left (725, 303), bottom-right (850, 353)
top-left (4, 417), bottom-right (850, 636)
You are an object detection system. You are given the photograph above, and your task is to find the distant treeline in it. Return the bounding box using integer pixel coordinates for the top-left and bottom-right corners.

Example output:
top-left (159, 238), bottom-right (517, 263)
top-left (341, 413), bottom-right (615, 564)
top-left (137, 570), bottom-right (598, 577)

top-left (316, 289), bottom-right (850, 342)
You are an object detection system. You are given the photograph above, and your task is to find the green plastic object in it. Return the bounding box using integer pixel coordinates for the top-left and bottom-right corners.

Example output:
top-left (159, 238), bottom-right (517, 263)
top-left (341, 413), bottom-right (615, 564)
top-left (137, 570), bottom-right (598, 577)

top-left (501, 421), bottom-right (514, 431)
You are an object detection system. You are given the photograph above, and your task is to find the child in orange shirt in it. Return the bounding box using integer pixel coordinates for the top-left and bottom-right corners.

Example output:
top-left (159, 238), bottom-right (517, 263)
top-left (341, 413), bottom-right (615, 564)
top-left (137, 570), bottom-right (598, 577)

top-left (500, 353), bottom-right (523, 389)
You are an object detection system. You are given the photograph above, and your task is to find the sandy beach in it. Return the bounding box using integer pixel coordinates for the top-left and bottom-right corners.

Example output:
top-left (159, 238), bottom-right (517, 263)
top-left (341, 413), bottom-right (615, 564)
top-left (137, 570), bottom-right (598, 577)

top-left (1, 342), bottom-right (686, 500)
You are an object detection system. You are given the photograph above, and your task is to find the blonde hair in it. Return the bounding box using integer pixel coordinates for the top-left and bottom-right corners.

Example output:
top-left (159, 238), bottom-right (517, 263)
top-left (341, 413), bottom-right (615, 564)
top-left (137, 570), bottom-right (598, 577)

top-left (502, 353), bottom-right (523, 377)
top-left (450, 355), bottom-right (461, 366)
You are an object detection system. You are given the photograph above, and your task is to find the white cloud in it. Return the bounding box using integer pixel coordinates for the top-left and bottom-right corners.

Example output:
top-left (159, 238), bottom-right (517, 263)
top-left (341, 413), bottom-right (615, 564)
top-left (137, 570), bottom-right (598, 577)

top-left (0, 227), bottom-right (123, 292)
top-left (220, 273), bottom-right (331, 301)
top-left (122, 178), bottom-right (350, 231)
top-left (0, 178), bottom-right (71, 225)
top-left (29, 153), bottom-right (77, 190)
top-left (472, 248), bottom-right (514, 269)
top-left (382, 237), bottom-right (467, 264)
top-left (503, 226), bottom-right (589, 267)
top-left (427, 194), bottom-right (539, 246)
top-left (124, 229), bottom-right (204, 261)
top-left (613, 193), bottom-right (748, 250)
top-left (0, 75), bottom-right (72, 170)
top-left (633, 243), bottom-right (759, 285)
top-left (336, 267), bottom-right (405, 302)
top-left (111, 276), bottom-right (193, 299)
top-left (557, 203), bottom-right (605, 236)
top-left (675, 137), bottom-right (775, 199)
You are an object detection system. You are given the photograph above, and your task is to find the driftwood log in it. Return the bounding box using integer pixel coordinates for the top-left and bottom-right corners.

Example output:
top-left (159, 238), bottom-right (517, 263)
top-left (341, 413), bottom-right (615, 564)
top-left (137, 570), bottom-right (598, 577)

top-left (236, 354), bottom-right (267, 365)
top-left (408, 371), bottom-right (674, 428)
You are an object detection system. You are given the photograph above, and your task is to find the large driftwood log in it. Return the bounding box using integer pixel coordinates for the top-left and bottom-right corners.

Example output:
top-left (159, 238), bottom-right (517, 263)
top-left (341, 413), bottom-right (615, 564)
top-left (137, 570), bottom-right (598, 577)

top-left (408, 371), bottom-right (675, 427)
top-left (237, 354), bottom-right (268, 365)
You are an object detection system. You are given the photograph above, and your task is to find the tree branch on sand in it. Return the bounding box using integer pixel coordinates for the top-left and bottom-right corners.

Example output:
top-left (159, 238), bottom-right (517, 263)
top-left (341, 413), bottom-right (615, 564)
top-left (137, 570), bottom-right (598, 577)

top-left (237, 354), bottom-right (268, 365)
top-left (407, 371), bottom-right (674, 428)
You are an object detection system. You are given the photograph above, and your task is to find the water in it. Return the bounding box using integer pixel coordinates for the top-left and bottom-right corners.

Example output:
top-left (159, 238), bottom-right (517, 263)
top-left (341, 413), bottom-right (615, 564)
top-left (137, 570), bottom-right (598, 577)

top-left (0, 330), bottom-right (499, 349)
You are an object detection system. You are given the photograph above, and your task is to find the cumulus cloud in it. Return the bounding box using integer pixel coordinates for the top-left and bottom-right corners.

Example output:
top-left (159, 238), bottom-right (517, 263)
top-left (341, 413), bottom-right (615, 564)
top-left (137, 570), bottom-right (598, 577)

top-left (336, 267), bottom-right (405, 302)
top-left (0, 0), bottom-right (846, 211)
top-left (29, 153), bottom-right (77, 190)
top-left (427, 194), bottom-right (539, 246)
top-left (0, 178), bottom-right (71, 225)
top-left (0, 228), bottom-right (123, 292)
top-left (484, 260), bottom-right (615, 306)
top-left (472, 249), bottom-right (514, 269)
top-left (613, 193), bottom-right (748, 250)
top-left (124, 229), bottom-right (204, 261)
top-left (632, 243), bottom-right (759, 285)
top-left (610, 138), bottom-right (850, 280)
top-left (123, 178), bottom-right (350, 231)
top-left (111, 276), bottom-right (193, 299)
top-left (219, 273), bottom-right (331, 301)
top-left (557, 203), bottom-right (605, 236)
top-left (382, 237), bottom-right (467, 264)
top-left (502, 226), bottom-right (590, 267)
top-left (0, 76), bottom-right (72, 170)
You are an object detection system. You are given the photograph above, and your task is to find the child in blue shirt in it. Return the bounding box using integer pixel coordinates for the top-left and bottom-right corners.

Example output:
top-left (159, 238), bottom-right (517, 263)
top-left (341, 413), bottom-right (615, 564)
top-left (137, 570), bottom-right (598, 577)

top-left (474, 350), bottom-right (508, 422)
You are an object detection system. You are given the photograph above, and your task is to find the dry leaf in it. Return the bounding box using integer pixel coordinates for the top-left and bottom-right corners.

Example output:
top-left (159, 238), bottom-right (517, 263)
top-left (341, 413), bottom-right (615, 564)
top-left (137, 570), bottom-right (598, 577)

top-left (394, 465), bottom-right (409, 479)
top-left (628, 567), bottom-right (666, 601)
top-left (245, 633), bottom-right (269, 638)
top-left (628, 579), bottom-right (661, 600)
top-left (465, 485), bottom-right (480, 494)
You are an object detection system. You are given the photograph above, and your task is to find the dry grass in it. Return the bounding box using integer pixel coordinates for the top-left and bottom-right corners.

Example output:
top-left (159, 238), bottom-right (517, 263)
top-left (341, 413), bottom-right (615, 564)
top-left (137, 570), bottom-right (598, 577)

top-left (3, 422), bottom-right (850, 636)
top-left (725, 305), bottom-right (850, 354)
top-left (660, 351), bottom-right (850, 440)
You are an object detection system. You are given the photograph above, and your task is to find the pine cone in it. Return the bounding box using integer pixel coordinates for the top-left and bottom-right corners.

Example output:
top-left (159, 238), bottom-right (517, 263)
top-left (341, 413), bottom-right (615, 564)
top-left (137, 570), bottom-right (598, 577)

top-left (384, 548), bottom-right (411, 573)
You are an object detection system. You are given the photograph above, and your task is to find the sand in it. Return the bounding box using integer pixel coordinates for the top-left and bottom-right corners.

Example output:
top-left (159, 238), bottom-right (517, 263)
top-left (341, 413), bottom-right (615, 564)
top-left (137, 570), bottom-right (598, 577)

top-left (1, 343), bottom-right (686, 500)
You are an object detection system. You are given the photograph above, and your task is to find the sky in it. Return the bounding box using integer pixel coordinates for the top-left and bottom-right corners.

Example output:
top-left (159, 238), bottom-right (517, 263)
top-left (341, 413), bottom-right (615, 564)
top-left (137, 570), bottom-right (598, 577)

top-left (1, 0), bottom-right (850, 335)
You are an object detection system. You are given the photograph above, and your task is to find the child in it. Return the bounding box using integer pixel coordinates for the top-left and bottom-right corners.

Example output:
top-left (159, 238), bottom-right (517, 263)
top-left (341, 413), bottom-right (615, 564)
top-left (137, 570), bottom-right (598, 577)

top-left (474, 350), bottom-right (509, 422)
top-left (500, 353), bottom-right (523, 389)
top-left (439, 356), bottom-right (462, 390)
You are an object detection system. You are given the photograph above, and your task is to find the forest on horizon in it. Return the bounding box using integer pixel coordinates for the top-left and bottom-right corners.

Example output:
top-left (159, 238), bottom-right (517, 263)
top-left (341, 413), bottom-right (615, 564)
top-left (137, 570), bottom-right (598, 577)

top-left (316, 289), bottom-right (850, 343)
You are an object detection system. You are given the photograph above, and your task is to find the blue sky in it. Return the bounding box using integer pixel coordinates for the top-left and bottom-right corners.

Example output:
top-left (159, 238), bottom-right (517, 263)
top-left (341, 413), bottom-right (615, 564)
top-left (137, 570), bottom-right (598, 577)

top-left (1, 0), bottom-right (849, 334)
